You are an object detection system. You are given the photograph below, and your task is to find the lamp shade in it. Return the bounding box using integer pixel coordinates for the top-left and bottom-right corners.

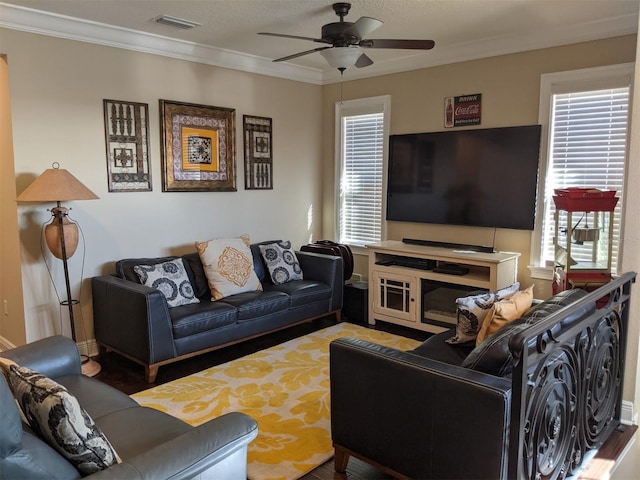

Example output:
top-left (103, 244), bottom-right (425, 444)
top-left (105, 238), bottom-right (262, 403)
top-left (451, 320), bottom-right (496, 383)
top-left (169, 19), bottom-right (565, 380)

top-left (17, 163), bottom-right (99, 202)
top-left (16, 163), bottom-right (98, 259)
top-left (320, 47), bottom-right (363, 69)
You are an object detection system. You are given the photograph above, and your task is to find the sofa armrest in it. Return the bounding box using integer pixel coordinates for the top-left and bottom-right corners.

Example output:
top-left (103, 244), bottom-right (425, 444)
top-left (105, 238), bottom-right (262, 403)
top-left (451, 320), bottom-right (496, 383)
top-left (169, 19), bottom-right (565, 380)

top-left (87, 412), bottom-right (258, 480)
top-left (297, 251), bottom-right (343, 311)
top-left (91, 275), bottom-right (177, 365)
top-left (2, 335), bottom-right (81, 378)
top-left (330, 337), bottom-right (512, 480)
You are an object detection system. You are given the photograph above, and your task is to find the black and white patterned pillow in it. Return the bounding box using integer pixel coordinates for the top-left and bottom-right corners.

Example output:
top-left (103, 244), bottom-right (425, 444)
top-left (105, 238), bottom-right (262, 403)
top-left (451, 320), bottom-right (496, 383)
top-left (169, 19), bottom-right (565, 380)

top-left (134, 258), bottom-right (200, 307)
top-left (446, 282), bottom-right (520, 345)
top-left (8, 365), bottom-right (119, 475)
top-left (258, 241), bottom-right (303, 285)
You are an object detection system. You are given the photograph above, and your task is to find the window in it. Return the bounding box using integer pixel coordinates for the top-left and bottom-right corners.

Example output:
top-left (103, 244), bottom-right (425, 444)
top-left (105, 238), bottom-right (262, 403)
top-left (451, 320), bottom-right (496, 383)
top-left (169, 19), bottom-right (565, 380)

top-left (335, 96), bottom-right (390, 246)
top-left (533, 64), bottom-right (633, 275)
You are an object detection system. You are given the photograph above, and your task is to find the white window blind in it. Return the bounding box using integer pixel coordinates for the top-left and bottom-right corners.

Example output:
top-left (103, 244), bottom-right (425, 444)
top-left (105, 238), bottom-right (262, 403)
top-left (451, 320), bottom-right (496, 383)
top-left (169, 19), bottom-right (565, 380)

top-left (541, 87), bottom-right (629, 273)
top-left (338, 102), bottom-right (387, 246)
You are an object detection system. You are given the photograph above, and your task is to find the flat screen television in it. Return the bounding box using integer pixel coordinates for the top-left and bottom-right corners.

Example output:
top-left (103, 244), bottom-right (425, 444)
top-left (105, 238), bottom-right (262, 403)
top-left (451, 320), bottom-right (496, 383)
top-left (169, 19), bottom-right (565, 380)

top-left (386, 125), bottom-right (541, 230)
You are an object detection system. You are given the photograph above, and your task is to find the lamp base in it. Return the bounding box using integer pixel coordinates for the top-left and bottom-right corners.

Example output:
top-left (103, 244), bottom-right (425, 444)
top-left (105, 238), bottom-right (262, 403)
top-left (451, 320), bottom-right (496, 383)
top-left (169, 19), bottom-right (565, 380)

top-left (80, 356), bottom-right (102, 377)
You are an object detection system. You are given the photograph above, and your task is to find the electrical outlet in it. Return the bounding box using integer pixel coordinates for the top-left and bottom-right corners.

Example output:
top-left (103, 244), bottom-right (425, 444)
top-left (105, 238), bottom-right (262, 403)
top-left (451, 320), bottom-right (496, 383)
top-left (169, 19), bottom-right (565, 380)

top-left (3, 299), bottom-right (8, 316)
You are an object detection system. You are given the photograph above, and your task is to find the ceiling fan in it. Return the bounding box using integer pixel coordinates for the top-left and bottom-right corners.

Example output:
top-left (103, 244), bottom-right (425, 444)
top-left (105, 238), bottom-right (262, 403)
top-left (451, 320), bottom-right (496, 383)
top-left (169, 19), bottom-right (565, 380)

top-left (258, 2), bottom-right (435, 71)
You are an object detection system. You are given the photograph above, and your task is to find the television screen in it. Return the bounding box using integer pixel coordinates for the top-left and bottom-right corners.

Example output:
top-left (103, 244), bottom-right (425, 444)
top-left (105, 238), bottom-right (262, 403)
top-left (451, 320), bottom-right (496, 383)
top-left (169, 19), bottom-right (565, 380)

top-left (386, 125), bottom-right (541, 230)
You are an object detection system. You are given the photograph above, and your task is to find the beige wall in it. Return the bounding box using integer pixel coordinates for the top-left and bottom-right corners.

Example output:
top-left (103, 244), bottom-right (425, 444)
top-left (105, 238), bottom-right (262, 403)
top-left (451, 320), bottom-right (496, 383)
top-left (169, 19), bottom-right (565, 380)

top-left (2, 29), bottom-right (323, 347)
top-left (322, 35), bottom-right (637, 300)
top-left (0, 54), bottom-right (26, 347)
top-left (621, 23), bottom-right (640, 420)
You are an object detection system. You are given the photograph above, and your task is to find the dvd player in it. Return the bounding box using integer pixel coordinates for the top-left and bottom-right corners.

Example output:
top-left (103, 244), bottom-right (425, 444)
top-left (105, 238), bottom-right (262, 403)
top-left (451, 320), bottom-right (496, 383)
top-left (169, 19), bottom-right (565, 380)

top-left (376, 257), bottom-right (436, 271)
top-left (432, 263), bottom-right (470, 275)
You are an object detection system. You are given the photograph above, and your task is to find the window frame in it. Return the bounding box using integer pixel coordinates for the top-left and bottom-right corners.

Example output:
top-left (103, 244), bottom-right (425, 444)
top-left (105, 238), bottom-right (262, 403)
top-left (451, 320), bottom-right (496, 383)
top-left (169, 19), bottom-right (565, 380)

top-left (334, 95), bottom-right (391, 252)
top-left (530, 63), bottom-right (633, 278)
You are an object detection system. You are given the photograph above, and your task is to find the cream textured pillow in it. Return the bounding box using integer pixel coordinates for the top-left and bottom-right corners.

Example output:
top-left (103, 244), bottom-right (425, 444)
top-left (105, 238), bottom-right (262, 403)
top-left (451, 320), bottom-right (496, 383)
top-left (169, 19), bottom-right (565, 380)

top-left (476, 284), bottom-right (535, 345)
top-left (9, 365), bottom-right (120, 475)
top-left (195, 234), bottom-right (262, 300)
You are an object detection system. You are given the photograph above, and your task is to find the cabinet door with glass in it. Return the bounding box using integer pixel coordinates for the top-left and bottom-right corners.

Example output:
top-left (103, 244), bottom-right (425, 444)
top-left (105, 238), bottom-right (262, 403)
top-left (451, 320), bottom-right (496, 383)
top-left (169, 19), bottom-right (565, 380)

top-left (371, 270), bottom-right (417, 323)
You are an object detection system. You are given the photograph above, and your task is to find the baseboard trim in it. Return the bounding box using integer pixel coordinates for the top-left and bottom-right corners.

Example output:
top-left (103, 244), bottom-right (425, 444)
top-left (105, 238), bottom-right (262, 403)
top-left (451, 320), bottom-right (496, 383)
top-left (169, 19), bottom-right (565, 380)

top-left (76, 338), bottom-right (99, 358)
top-left (1, 335), bottom-right (99, 357)
top-left (0, 335), bottom-right (16, 352)
top-left (621, 400), bottom-right (636, 425)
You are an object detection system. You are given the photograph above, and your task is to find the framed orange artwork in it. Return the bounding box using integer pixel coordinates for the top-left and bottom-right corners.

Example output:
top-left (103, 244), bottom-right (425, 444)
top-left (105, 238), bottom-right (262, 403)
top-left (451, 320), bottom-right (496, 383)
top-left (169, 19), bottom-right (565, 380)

top-left (160, 100), bottom-right (236, 192)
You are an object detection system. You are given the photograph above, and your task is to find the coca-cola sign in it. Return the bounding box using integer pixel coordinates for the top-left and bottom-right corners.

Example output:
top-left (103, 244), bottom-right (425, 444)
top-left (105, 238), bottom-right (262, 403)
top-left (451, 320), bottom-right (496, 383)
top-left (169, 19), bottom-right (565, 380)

top-left (444, 93), bottom-right (482, 128)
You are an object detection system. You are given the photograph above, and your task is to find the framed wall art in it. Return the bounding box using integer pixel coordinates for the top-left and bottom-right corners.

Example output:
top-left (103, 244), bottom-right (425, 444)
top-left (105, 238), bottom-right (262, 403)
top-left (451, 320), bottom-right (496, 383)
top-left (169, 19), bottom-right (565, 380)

top-left (160, 100), bottom-right (236, 192)
top-left (243, 115), bottom-right (273, 190)
top-left (103, 99), bottom-right (152, 192)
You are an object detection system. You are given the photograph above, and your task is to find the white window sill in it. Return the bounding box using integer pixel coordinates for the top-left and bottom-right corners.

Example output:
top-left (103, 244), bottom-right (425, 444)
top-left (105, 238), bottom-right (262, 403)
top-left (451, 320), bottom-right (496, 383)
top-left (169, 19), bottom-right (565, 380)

top-left (528, 265), bottom-right (555, 281)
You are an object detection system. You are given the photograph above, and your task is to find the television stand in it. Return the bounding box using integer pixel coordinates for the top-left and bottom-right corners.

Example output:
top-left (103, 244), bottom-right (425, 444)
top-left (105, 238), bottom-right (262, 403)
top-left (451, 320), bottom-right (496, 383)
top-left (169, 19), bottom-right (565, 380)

top-left (402, 237), bottom-right (495, 253)
top-left (368, 240), bottom-right (520, 334)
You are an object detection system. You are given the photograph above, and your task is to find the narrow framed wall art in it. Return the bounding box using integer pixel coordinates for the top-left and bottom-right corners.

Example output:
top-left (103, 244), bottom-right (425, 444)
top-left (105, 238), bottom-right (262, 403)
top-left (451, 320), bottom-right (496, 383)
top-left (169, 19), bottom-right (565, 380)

top-left (243, 115), bottom-right (273, 190)
top-left (160, 100), bottom-right (236, 192)
top-left (103, 99), bottom-right (152, 192)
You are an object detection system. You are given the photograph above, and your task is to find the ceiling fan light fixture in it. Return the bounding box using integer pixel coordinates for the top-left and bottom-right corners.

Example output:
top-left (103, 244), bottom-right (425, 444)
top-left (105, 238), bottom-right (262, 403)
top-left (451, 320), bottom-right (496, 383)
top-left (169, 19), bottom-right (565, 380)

top-left (320, 46), bottom-right (362, 69)
top-left (155, 14), bottom-right (201, 30)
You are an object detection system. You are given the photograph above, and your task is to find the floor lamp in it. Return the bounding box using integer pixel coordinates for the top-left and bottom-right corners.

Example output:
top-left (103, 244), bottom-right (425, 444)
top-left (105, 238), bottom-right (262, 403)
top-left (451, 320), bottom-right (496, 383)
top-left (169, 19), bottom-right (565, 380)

top-left (17, 162), bottom-right (101, 376)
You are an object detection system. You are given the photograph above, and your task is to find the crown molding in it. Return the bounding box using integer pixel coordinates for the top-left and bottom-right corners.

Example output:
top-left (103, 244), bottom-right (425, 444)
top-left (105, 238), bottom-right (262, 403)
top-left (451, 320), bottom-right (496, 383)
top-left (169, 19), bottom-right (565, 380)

top-left (1, 2), bottom-right (637, 86)
top-left (0, 2), bottom-right (324, 85)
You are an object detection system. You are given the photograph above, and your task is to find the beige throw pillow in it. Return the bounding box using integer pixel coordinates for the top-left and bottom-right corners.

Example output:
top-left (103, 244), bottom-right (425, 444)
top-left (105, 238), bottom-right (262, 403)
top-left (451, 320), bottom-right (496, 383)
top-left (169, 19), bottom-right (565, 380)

top-left (476, 284), bottom-right (535, 346)
top-left (195, 234), bottom-right (262, 300)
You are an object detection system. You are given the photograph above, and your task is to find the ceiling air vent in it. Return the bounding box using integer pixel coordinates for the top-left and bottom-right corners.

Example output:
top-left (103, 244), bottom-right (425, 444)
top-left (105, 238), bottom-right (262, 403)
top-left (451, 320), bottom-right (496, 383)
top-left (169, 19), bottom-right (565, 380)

top-left (155, 14), bottom-right (201, 30)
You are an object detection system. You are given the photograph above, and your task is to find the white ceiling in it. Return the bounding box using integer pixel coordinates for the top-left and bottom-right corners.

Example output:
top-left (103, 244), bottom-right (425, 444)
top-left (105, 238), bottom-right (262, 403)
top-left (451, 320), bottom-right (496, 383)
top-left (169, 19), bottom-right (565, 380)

top-left (1, 0), bottom-right (638, 84)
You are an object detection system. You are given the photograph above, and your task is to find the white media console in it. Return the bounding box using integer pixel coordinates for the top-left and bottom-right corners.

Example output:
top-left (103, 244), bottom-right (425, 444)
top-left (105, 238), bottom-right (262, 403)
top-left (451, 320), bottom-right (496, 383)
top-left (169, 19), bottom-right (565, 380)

top-left (367, 240), bottom-right (520, 334)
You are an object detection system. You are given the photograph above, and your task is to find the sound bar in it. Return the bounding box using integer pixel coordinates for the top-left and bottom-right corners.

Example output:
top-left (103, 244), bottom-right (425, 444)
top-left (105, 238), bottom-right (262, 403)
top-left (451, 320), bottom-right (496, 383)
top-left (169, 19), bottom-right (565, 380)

top-left (402, 238), bottom-right (495, 253)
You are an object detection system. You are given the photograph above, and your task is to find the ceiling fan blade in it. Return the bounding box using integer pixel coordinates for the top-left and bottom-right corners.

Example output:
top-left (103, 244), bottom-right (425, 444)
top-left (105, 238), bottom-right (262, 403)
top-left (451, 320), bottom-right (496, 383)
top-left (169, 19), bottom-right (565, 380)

top-left (258, 32), bottom-right (327, 44)
top-left (345, 16), bottom-right (383, 39)
top-left (360, 39), bottom-right (435, 50)
top-left (273, 46), bottom-right (333, 62)
top-left (355, 53), bottom-right (374, 68)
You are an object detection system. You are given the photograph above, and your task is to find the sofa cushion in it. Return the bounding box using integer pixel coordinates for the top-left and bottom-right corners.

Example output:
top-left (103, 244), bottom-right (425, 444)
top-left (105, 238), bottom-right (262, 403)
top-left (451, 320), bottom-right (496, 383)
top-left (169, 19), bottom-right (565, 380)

top-left (133, 258), bottom-right (199, 308)
top-left (219, 290), bottom-right (290, 320)
top-left (169, 301), bottom-right (238, 339)
top-left (181, 252), bottom-right (210, 298)
top-left (8, 365), bottom-right (119, 475)
top-left (462, 288), bottom-right (593, 376)
top-left (410, 329), bottom-right (473, 366)
top-left (266, 280), bottom-right (332, 308)
top-left (94, 406), bottom-right (192, 460)
top-left (475, 285), bottom-right (534, 345)
top-left (446, 282), bottom-right (520, 345)
top-left (195, 235), bottom-right (263, 300)
top-left (2, 427), bottom-right (81, 480)
top-left (0, 372), bottom-right (22, 460)
top-left (258, 241), bottom-right (303, 285)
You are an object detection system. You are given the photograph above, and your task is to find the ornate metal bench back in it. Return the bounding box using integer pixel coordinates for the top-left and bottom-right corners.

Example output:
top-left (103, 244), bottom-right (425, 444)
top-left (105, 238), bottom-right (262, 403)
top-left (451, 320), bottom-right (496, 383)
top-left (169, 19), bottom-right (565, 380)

top-left (507, 272), bottom-right (636, 480)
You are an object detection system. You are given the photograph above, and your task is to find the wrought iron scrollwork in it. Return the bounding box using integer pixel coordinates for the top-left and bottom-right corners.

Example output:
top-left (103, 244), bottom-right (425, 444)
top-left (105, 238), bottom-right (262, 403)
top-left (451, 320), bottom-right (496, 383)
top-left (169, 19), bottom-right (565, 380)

top-left (512, 277), bottom-right (632, 480)
top-left (523, 347), bottom-right (579, 479)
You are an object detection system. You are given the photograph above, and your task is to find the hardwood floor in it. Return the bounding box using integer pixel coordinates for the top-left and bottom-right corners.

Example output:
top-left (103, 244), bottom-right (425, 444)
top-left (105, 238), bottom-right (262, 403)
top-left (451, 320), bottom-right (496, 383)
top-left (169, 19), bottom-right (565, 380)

top-left (94, 318), bottom-right (635, 480)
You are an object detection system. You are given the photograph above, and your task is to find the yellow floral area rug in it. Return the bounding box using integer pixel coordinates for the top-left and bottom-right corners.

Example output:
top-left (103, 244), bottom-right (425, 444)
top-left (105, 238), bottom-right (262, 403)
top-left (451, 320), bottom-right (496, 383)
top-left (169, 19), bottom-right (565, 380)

top-left (131, 322), bottom-right (421, 480)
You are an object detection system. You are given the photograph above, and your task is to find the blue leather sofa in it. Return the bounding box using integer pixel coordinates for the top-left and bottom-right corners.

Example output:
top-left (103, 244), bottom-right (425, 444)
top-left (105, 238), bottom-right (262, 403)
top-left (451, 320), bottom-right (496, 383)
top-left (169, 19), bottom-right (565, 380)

top-left (92, 241), bottom-right (343, 382)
